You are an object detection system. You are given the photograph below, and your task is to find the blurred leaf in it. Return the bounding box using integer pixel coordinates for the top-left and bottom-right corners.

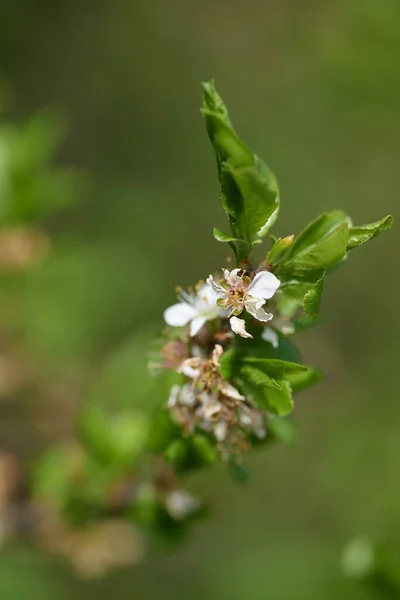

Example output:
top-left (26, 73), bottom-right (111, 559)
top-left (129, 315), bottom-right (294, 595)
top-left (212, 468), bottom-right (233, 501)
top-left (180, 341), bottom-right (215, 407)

top-left (347, 214), bottom-right (394, 250)
top-left (283, 211), bottom-right (350, 274)
top-left (79, 404), bottom-right (148, 469)
top-left (303, 272), bottom-right (325, 317)
top-left (32, 442), bottom-right (84, 510)
top-left (164, 434), bottom-right (217, 473)
top-left (268, 415), bottom-right (298, 446)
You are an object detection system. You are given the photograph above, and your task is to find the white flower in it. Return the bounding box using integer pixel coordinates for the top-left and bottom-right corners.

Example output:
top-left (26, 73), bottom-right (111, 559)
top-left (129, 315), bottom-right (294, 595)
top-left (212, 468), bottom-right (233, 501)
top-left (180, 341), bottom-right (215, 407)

top-left (164, 284), bottom-right (224, 337)
top-left (207, 269), bottom-right (281, 338)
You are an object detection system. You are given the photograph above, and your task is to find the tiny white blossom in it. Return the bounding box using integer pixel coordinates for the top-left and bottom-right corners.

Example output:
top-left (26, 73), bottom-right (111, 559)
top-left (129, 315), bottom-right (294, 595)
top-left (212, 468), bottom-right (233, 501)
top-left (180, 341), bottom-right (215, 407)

top-left (207, 269), bottom-right (281, 338)
top-left (261, 327), bottom-right (279, 348)
top-left (165, 490), bottom-right (200, 521)
top-left (164, 284), bottom-right (224, 337)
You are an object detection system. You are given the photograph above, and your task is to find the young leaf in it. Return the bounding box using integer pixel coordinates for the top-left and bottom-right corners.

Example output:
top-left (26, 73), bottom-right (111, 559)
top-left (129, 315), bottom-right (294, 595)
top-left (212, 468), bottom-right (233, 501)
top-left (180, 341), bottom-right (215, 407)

top-left (267, 235), bottom-right (294, 267)
top-left (282, 211), bottom-right (351, 274)
top-left (347, 214), bottom-right (394, 249)
top-left (284, 365), bottom-right (323, 393)
top-left (202, 81), bottom-right (279, 260)
top-left (303, 272), bottom-right (325, 317)
top-left (213, 227), bottom-right (251, 259)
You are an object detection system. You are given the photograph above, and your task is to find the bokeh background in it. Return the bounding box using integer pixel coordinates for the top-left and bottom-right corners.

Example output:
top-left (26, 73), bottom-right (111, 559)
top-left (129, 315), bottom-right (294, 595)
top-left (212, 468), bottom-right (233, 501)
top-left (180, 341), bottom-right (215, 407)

top-left (0, 0), bottom-right (399, 598)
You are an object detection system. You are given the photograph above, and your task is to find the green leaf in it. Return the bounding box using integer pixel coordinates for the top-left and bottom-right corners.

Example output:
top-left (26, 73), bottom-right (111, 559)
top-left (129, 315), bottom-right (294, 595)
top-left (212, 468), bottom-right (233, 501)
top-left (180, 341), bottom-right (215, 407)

top-left (220, 350), bottom-right (321, 397)
top-left (202, 81), bottom-right (279, 259)
top-left (267, 235), bottom-right (294, 267)
top-left (283, 211), bottom-right (351, 274)
top-left (240, 364), bottom-right (282, 391)
top-left (284, 365), bottom-right (323, 393)
top-left (277, 272), bottom-right (323, 318)
top-left (238, 371), bottom-right (293, 416)
top-left (240, 356), bottom-right (312, 379)
top-left (219, 347), bottom-right (237, 380)
top-left (213, 227), bottom-right (250, 258)
top-left (347, 214), bottom-right (394, 249)
top-left (303, 271), bottom-right (325, 317)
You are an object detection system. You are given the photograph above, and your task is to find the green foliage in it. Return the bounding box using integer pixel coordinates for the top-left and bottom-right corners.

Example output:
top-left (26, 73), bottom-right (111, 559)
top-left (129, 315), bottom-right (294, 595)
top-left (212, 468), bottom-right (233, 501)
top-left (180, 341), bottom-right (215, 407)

top-left (347, 214), bottom-right (394, 249)
top-left (303, 272), bottom-right (325, 317)
top-left (202, 80), bottom-right (279, 261)
top-left (267, 235), bottom-right (294, 267)
top-left (282, 210), bottom-right (350, 274)
top-left (220, 350), bottom-right (321, 416)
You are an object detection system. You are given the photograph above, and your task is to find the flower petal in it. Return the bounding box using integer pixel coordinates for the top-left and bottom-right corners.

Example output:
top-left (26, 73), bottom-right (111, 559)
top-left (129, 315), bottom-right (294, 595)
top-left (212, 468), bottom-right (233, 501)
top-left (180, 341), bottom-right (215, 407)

top-left (230, 316), bottom-right (253, 338)
top-left (164, 302), bottom-right (197, 327)
top-left (206, 275), bottom-right (226, 296)
top-left (261, 327), bottom-right (279, 348)
top-left (223, 268), bottom-right (242, 287)
top-left (247, 271), bottom-right (281, 300)
top-left (245, 297), bottom-right (274, 322)
top-left (190, 315), bottom-right (207, 337)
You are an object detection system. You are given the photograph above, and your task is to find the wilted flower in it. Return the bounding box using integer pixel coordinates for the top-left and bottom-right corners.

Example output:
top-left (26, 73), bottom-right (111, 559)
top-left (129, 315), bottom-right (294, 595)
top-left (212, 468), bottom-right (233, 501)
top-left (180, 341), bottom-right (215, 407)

top-left (164, 284), bottom-right (224, 337)
top-left (207, 269), bottom-right (281, 338)
top-left (166, 344), bottom-right (267, 451)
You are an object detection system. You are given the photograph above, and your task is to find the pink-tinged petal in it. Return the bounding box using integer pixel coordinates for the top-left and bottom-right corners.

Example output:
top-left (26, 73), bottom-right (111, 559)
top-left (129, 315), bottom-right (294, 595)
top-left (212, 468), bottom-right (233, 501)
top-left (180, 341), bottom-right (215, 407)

top-left (245, 297), bottom-right (273, 323)
top-left (247, 271), bottom-right (281, 300)
top-left (206, 275), bottom-right (226, 296)
top-left (190, 315), bottom-right (207, 337)
top-left (164, 302), bottom-right (197, 327)
top-left (261, 327), bottom-right (279, 348)
top-left (230, 316), bottom-right (253, 338)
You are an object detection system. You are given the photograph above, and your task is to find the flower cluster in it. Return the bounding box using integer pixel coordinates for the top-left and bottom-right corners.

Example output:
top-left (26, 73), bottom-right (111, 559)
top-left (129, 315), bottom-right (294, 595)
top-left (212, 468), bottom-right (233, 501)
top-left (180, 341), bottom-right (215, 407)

top-left (161, 267), bottom-right (284, 457)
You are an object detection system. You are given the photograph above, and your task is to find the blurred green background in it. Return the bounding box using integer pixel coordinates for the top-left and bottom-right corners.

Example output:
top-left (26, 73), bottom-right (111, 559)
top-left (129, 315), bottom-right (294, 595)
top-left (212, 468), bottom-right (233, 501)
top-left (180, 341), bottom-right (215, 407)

top-left (0, 0), bottom-right (399, 597)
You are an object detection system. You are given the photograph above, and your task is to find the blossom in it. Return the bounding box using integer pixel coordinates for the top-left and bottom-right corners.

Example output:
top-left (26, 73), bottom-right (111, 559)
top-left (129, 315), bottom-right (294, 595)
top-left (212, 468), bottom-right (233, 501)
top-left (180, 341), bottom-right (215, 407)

top-left (164, 284), bottom-right (224, 337)
top-left (207, 268), bottom-right (281, 338)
